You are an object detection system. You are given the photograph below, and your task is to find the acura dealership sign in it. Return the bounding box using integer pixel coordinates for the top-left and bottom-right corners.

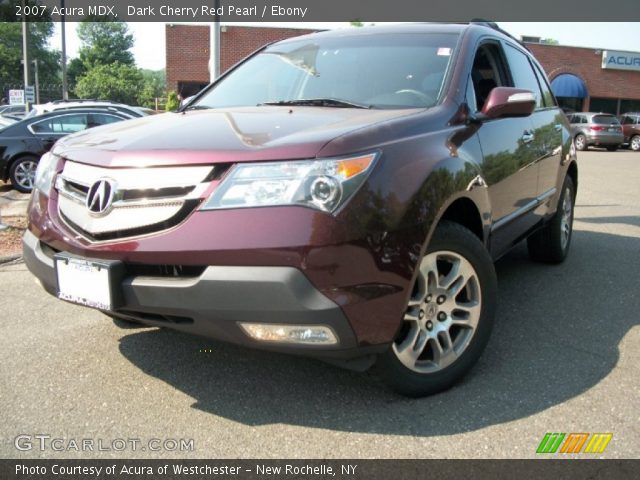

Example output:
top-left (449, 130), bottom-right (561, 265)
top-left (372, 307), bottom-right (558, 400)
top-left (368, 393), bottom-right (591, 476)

top-left (602, 50), bottom-right (640, 72)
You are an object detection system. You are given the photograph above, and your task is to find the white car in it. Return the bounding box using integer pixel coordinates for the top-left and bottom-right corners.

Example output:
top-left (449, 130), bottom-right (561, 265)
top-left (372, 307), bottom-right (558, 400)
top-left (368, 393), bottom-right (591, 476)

top-left (25, 100), bottom-right (154, 119)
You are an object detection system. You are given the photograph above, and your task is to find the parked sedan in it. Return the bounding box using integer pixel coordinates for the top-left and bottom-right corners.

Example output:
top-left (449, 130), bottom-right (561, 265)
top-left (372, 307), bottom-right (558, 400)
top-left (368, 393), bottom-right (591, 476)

top-left (0, 108), bottom-right (135, 192)
top-left (619, 112), bottom-right (640, 151)
top-left (0, 104), bottom-right (28, 118)
top-left (567, 112), bottom-right (624, 151)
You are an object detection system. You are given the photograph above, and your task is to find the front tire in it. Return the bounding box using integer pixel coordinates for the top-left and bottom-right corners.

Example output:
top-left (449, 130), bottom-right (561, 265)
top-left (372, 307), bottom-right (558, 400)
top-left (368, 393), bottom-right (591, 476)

top-left (631, 135), bottom-right (640, 152)
top-left (376, 221), bottom-right (497, 397)
top-left (527, 175), bottom-right (576, 264)
top-left (9, 155), bottom-right (39, 193)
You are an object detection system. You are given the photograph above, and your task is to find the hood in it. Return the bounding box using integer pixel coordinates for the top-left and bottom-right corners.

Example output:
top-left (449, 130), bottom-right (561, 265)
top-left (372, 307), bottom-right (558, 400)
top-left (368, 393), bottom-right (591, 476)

top-left (54, 107), bottom-right (415, 168)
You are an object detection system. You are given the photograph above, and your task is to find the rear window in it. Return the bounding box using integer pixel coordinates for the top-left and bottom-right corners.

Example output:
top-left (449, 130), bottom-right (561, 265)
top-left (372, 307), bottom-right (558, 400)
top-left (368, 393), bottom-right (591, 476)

top-left (592, 115), bottom-right (619, 125)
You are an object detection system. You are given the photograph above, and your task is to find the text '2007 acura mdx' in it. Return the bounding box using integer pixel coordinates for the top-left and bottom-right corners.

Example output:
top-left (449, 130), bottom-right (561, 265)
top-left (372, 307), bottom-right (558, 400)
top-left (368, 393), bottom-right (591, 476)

top-left (24, 23), bottom-right (577, 397)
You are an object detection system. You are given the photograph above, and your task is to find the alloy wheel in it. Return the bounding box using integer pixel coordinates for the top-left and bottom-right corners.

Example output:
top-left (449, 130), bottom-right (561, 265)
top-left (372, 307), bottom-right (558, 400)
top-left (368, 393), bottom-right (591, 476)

top-left (13, 159), bottom-right (38, 190)
top-left (560, 186), bottom-right (573, 250)
top-left (392, 250), bottom-right (481, 374)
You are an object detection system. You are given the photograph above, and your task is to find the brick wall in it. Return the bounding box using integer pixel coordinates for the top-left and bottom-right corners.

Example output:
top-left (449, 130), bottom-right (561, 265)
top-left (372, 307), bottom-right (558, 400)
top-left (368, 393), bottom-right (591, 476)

top-left (527, 43), bottom-right (640, 109)
top-left (166, 25), bottom-right (318, 93)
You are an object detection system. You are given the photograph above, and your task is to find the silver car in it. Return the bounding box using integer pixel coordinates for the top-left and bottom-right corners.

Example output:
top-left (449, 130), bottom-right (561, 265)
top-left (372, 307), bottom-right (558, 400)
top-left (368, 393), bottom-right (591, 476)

top-left (567, 112), bottom-right (624, 151)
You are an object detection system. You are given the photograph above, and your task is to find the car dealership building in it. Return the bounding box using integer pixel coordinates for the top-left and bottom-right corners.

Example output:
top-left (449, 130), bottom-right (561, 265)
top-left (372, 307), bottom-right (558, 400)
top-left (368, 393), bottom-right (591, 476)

top-left (166, 25), bottom-right (640, 115)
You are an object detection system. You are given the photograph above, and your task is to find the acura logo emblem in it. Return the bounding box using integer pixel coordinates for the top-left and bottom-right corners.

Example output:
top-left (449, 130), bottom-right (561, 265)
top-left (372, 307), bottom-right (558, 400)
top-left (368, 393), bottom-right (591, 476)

top-left (86, 179), bottom-right (115, 215)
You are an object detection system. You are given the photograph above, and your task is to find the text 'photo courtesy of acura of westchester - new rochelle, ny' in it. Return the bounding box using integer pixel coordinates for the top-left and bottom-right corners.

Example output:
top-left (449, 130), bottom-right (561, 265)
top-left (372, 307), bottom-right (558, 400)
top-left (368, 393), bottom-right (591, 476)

top-left (23, 22), bottom-right (577, 397)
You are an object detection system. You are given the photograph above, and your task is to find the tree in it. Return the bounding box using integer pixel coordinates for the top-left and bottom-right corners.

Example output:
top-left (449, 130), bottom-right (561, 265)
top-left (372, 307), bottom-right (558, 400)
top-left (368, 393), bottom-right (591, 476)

top-left (0, 15), bottom-right (60, 101)
top-left (75, 64), bottom-right (144, 105)
top-left (165, 91), bottom-right (179, 111)
top-left (66, 58), bottom-right (86, 94)
top-left (76, 20), bottom-right (135, 68)
top-left (137, 69), bottom-right (165, 108)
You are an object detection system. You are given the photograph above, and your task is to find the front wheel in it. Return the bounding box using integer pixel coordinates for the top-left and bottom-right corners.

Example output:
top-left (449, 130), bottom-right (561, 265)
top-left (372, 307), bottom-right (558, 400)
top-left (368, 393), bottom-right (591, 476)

top-left (376, 222), bottom-right (497, 397)
top-left (527, 175), bottom-right (576, 264)
top-left (631, 135), bottom-right (640, 152)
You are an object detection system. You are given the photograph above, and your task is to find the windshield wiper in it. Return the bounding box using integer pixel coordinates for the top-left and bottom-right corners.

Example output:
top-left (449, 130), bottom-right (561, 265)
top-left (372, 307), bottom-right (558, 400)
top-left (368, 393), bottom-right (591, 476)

top-left (259, 98), bottom-right (371, 109)
top-left (181, 105), bottom-right (212, 111)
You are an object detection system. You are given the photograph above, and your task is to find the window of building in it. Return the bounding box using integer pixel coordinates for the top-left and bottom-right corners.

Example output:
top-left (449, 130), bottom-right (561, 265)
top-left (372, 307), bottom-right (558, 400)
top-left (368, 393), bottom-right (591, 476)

top-left (620, 99), bottom-right (640, 114)
top-left (589, 97), bottom-right (618, 115)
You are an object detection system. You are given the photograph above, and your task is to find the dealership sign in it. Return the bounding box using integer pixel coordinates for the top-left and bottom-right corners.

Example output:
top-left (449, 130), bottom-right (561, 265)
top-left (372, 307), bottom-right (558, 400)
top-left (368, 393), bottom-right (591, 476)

top-left (602, 50), bottom-right (640, 72)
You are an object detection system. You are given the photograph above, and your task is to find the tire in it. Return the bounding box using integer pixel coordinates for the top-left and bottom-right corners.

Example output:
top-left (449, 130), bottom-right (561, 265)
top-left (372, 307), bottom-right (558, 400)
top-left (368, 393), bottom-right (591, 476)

top-left (527, 175), bottom-right (576, 264)
top-left (606, 146), bottom-right (618, 152)
top-left (376, 221), bottom-right (497, 397)
top-left (574, 134), bottom-right (587, 151)
top-left (9, 155), bottom-right (39, 193)
top-left (631, 135), bottom-right (640, 152)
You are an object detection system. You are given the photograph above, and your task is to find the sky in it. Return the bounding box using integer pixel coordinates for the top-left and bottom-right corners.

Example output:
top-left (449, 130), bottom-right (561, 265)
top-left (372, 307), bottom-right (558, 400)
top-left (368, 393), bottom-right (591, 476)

top-left (48, 22), bottom-right (640, 71)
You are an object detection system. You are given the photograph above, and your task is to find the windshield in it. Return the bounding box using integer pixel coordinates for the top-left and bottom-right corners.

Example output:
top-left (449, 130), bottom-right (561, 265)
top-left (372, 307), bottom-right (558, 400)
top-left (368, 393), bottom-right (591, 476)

top-left (193, 32), bottom-right (459, 110)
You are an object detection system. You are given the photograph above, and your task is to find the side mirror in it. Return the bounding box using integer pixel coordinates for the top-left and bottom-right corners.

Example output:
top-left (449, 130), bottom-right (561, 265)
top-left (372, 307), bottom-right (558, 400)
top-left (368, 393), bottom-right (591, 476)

top-left (481, 87), bottom-right (536, 119)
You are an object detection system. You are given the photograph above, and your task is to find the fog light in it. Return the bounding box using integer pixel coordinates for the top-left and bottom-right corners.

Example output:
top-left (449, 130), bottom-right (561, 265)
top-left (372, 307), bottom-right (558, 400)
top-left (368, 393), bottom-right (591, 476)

top-left (239, 323), bottom-right (338, 345)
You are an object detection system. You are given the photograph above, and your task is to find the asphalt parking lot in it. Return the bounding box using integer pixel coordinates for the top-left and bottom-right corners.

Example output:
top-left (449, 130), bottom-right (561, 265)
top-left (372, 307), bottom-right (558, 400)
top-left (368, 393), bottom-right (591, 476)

top-left (1, 150), bottom-right (638, 459)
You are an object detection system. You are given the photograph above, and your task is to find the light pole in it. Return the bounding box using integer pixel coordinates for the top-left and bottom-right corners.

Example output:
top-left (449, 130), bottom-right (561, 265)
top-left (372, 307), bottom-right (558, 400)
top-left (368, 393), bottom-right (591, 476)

top-left (61, 0), bottom-right (68, 100)
top-left (32, 60), bottom-right (40, 104)
top-left (21, 0), bottom-right (30, 112)
top-left (209, 0), bottom-right (221, 82)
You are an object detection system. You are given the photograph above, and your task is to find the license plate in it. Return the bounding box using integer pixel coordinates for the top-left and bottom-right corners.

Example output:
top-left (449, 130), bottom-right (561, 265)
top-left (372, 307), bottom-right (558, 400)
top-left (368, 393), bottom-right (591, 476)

top-left (609, 127), bottom-right (617, 132)
top-left (55, 254), bottom-right (123, 310)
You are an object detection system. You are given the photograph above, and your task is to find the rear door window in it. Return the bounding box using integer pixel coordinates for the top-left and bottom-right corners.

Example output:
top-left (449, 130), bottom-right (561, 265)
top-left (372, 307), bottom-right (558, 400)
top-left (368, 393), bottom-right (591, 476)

top-left (30, 114), bottom-right (88, 134)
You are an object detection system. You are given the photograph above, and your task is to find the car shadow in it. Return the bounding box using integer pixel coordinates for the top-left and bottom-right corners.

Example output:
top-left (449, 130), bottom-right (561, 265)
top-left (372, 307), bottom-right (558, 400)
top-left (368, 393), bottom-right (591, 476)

top-left (118, 227), bottom-right (638, 436)
top-left (578, 216), bottom-right (640, 228)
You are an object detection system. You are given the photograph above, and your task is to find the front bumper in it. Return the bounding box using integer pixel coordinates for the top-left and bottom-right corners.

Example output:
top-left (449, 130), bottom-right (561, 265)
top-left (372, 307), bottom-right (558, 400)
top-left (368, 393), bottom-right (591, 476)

top-left (23, 229), bottom-right (387, 361)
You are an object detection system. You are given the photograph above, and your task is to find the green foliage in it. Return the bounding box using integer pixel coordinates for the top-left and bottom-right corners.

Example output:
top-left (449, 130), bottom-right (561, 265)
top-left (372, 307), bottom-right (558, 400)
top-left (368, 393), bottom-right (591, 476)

top-left (75, 64), bottom-right (144, 105)
top-left (137, 69), bottom-right (166, 108)
top-left (0, 18), bottom-right (59, 95)
top-left (540, 38), bottom-right (559, 45)
top-left (77, 20), bottom-right (135, 69)
top-left (165, 91), bottom-right (180, 111)
top-left (66, 57), bottom-right (86, 93)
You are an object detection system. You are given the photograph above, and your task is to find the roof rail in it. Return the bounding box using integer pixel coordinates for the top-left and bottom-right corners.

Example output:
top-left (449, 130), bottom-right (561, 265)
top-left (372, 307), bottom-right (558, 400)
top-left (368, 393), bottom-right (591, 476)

top-left (470, 20), bottom-right (528, 49)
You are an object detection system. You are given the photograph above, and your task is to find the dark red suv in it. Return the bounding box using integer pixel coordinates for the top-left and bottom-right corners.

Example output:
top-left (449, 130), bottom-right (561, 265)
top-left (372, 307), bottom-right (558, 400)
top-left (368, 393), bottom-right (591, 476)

top-left (23, 23), bottom-right (577, 397)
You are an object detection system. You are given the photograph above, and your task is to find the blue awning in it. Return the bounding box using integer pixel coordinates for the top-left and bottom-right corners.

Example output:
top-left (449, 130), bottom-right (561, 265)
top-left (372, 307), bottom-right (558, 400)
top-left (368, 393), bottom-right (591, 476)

top-left (551, 74), bottom-right (588, 98)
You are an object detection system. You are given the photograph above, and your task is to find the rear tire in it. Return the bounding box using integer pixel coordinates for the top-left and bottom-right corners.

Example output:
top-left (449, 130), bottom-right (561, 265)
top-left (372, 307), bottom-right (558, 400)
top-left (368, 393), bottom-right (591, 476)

top-left (631, 135), bottom-right (640, 152)
top-left (9, 155), bottom-right (39, 193)
top-left (574, 134), bottom-right (587, 151)
top-left (527, 175), bottom-right (576, 264)
top-left (376, 221), bottom-right (497, 397)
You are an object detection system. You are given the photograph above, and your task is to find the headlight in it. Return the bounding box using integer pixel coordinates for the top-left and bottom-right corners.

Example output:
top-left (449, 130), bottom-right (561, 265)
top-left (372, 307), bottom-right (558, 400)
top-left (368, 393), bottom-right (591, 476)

top-left (33, 152), bottom-right (59, 196)
top-left (201, 153), bottom-right (378, 213)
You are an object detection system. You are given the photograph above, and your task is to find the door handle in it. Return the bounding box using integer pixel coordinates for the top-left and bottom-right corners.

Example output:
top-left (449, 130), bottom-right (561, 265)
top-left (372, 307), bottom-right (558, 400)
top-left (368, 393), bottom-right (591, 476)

top-left (522, 131), bottom-right (535, 144)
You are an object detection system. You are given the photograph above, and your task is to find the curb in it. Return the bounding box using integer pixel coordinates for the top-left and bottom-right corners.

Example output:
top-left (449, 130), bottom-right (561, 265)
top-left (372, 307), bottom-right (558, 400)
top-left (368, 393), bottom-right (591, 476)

top-left (0, 253), bottom-right (22, 265)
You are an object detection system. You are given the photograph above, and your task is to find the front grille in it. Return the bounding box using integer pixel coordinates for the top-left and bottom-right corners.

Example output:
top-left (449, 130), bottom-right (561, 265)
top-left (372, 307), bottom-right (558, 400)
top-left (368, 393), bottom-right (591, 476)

top-left (56, 161), bottom-right (214, 241)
